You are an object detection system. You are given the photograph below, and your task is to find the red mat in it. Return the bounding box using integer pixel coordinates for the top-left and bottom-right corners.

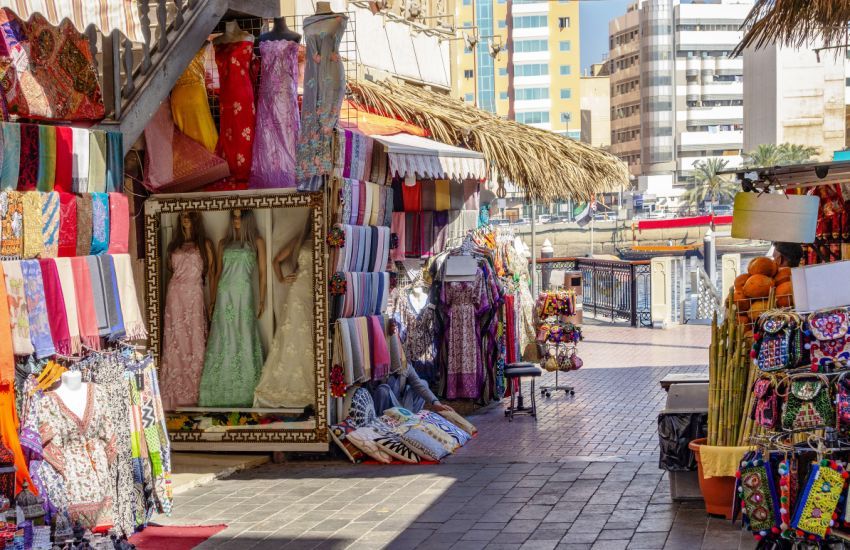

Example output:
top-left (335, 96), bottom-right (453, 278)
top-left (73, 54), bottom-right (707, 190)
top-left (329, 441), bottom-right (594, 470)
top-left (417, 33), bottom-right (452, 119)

top-left (129, 524), bottom-right (227, 550)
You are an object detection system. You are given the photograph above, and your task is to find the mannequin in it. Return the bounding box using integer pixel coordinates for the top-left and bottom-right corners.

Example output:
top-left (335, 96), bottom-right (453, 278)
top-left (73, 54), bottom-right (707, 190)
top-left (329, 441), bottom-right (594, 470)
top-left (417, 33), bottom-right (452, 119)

top-left (259, 17), bottom-right (301, 43)
top-left (315, 1), bottom-right (334, 14)
top-left (409, 285), bottom-right (429, 313)
top-left (214, 20), bottom-right (255, 45)
top-left (53, 371), bottom-right (88, 419)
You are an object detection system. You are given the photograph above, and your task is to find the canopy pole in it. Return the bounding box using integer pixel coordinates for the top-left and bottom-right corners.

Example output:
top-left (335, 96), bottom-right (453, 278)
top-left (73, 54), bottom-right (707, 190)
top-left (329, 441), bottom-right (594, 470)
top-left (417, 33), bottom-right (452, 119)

top-left (531, 195), bottom-right (537, 297)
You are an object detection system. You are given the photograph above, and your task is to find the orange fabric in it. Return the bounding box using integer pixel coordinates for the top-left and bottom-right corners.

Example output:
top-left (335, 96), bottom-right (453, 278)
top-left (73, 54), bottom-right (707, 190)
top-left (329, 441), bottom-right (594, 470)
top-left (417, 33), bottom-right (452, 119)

top-left (339, 101), bottom-right (429, 137)
top-left (0, 266), bottom-right (14, 387)
top-left (0, 386), bottom-right (34, 494)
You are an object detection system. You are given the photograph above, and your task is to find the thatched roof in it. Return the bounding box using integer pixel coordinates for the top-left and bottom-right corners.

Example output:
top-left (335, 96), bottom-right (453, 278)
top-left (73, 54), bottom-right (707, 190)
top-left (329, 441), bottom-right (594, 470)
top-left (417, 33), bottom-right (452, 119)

top-left (735, 0), bottom-right (850, 55)
top-left (347, 79), bottom-right (629, 203)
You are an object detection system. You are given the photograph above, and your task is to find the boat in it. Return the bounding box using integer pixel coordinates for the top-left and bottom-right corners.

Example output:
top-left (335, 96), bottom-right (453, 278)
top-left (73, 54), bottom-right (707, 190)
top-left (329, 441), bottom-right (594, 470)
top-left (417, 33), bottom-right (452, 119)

top-left (617, 243), bottom-right (704, 261)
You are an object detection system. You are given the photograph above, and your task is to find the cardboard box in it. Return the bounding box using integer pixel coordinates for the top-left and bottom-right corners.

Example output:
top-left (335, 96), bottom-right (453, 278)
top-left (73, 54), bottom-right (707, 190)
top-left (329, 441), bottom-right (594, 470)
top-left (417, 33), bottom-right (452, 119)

top-left (791, 260), bottom-right (850, 311)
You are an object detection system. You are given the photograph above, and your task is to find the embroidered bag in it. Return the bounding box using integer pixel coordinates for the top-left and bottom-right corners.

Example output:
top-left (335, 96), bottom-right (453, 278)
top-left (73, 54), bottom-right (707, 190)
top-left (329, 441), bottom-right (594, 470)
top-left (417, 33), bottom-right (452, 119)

top-left (792, 460), bottom-right (846, 538)
top-left (782, 376), bottom-right (834, 431)
top-left (838, 372), bottom-right (850, 433)
top-left (750, 377), bottom-right (780, 430)
top-left (807, 308), bottom-right (850, 370)
top-left (752, 312), bottom-right (803, 372)
top-left (737, 452), bottom-right (781, 535)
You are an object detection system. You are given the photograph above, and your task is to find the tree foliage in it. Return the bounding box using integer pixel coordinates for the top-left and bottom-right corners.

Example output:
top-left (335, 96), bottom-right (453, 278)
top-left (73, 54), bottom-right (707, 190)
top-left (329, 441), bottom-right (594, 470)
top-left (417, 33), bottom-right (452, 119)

top-left (682, 158), bottom-right (737, 213)
top-left (743, 143), bottom-right (820, 168)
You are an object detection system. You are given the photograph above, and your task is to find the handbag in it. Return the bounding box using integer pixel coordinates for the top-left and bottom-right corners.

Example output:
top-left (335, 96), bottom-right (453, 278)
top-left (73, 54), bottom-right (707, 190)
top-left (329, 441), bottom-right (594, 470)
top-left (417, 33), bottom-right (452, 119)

top-left (837, 372), bottom-right (850, 432)
top-left (750, 377), bottom-right (780, 430)
top-left (752, 311), bottom-right (803, 372)
top-left (807, 308), bottom-right (850, 370)
top-left (737, 451), bottom-right (781, 535)
top-left (569, 354), bottom-right (583, 370)
top-left (782, 375), bottom-right (834, 431)
top-left (792, 460), bottom-right (846, 538)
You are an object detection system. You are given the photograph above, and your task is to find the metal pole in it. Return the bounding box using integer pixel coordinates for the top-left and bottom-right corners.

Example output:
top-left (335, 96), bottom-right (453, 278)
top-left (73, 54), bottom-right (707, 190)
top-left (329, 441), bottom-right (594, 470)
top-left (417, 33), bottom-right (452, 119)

top-left (590, 217), bottom-right (594, 257)
top-left (531, 195), bottom-right (537, 296)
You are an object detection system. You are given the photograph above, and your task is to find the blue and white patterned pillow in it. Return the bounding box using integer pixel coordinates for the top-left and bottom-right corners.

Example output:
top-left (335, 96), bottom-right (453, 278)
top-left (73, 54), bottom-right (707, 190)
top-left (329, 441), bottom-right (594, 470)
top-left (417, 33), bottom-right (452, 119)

top-left (418, 411), bottom-right (472, 447)
top-left (399, 427), bottom-right (449, 461)
top-left (347, 387), bottom-right (377, 428)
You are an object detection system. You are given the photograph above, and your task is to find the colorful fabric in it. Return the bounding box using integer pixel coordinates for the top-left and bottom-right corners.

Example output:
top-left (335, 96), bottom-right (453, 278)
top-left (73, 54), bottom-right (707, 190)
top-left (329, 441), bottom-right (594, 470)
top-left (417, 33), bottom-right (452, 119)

top-left (792, 462), bottom-right (844, 537)
top-left (0, 123), bottom-right (20, 189)
top-left (53, 257), bottom-right (80, 354)
top-left (75, 194), bottom-right (92, 256)
top-left (71, 128), bottom-right (90, 193)
top-left (53, 126), bottom-right (73, 192)
top-left (171, 48), bottom-right (218, 153)
top-left (0, 191), bottom-right (23, 258)
top-left (70, 257), bottom-right (100, 349)
top-left (463, 179), bottom-right (479, 210)
top-left (84, 255), bottom-right (110, 338)
top-left (38, 259), bottom-right (70, 355)
top-left (37, 125), bottom-right (56, 191)
top-left (2, 261), bottom-right (33, 356)
top-left (107, 193), bottom-right (129, 254)
top-left (41, 192), bottom-right (60, 257)
top-left (435, 179), bottom-right (451, 211)
top-left (402, 180), bottom-right (421, 212)
top-left (18, 123), bottom-right (39, 191)
top-left (99, 255), bottom-right (125, 340)
top-left (421, 180), bottom-right (436, 212)
top-left (0, 386), bottom-right (34, 496)
top-left (21, 260), bottom-right (54, 358)
top-left (739, 457), bottom-right (780, 533)
top-left (90, 192), bottom-right (110, 255)
top-left (21, 191), bottom-right (44, 259)
top-left (214, 41), bottom-right (256, 182)
top-left (57, 192), bottom-right (77, 257)
top-left (112, 254), bottom-right (145, 340)
top-left (87, 131), bottom-right (107, 193)
top-left (105, 132), bottom-right (123, 193)
top-left (0, 265), bottom-right (16, 385)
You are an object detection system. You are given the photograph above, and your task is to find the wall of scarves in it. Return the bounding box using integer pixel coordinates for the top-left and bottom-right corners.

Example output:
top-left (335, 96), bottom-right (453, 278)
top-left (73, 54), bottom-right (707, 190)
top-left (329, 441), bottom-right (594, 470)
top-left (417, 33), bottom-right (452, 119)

top-left (0, 122), bottom-right (123, 194)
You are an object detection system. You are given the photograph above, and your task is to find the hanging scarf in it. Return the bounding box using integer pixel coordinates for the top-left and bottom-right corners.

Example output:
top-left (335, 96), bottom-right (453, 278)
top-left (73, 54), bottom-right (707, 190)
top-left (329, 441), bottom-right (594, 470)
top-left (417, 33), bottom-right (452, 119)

top-left (70, 257), bottom-right (100, 349)
top-left (346, 318), bottom-right (365, 382)
top-left (107, 193), bottom-right (129, 254)
top-left (111, 254), bottom-right (146, 340)
top-left (435, 179), bottom-right (451, 211)
top-left (368, 315), bottom-right (390, 380)
top-left (84, 255), bottom-right (110, 338)
top-left (76, 194), bottom-right (92, 256)
top-left (97, 255), bottom-right (125, 339)
top-left (106, 132), bottom-right (123, 193)
top-left (17, 123), bottom-right (39, 191)
top-left (21, 192), bottom-right (44, 259)
top-left (2, 261), bottom-right (33, 356)
top-left (53, 258), bottom-right (80, 354)
top-left (57, 192), bottom-right (77, 257)
top-left (90, 192), bottom-right (110, 255)
top-left (0, 265), bottom-right (16, 385)
top-left (71, 128), bottom-right (90, 193)
top-left (390, 212), bottom-right (405, 262)
top-left (87, 130), bottom-right (107, 193)
top-left (0, 123), bottom-right (20, 190)
top-left (38, 259), bottom-right (70, 355)
top-left (37, 125), bottom-right (56, 192)
top-left (53, 126), bottom-right (73, 193)
top-left (20, 260), bottom-right (54, 359)
top-left (0, 191), bottom-right (22, 259)
top-left (40, 192), bottom-right (59, 258)
top-left (337, 319), bottom-right (355, 385)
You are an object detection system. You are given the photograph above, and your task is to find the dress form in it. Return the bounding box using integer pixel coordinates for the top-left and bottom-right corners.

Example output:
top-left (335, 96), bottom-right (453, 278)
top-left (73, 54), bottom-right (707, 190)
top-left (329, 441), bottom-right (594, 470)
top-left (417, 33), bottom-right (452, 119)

top-left (409, 286), bottom-right (429, 313)
top-left (259, 17), bottom-right (301, 43)
top-left (53, 371), bottom-right (88, 419)
top-left (214, 20), bottom-right (255, 45)
top-left (315, 1), bottom-right (334, 14)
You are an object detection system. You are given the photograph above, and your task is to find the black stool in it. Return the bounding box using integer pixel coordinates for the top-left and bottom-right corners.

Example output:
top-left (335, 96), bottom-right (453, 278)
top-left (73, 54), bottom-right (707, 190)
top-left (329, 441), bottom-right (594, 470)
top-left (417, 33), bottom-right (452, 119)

top-left (504, 362), bottom-right (542, 421)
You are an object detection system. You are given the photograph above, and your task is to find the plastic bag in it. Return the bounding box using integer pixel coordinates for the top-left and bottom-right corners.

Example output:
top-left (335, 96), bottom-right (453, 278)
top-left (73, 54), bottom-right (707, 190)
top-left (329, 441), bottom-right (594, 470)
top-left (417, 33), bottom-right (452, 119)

top-left (657, 412), bottom-right (707, 472)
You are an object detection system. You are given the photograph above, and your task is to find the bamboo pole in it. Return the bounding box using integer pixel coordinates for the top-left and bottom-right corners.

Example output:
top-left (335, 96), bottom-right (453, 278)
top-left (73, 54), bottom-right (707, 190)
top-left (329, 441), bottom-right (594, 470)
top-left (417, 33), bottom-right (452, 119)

top-left (709, 314), bottom-right (719, 445)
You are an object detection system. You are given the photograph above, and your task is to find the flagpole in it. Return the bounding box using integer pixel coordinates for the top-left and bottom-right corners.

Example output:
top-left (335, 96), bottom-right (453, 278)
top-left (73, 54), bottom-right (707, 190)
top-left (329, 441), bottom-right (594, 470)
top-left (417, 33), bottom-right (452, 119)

top-left (590, 216), bottom-right (594, 257)
top-left (531, 194), bottom-right (537, 296)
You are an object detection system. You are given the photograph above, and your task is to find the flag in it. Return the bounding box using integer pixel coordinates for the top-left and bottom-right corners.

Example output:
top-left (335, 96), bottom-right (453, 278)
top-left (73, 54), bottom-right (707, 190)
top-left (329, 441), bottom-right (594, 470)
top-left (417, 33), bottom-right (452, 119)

top-left (575, 203), bottom-right (592, 227)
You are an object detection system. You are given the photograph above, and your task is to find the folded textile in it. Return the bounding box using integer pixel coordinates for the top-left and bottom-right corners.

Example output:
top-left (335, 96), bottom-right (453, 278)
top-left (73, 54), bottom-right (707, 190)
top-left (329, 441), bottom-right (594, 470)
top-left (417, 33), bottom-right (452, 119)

top-left (38, 259), bottom-right (70, 355)
top-left (71, 128), bottom-right (90, 193)
top-left (76, 194), bottom-right (92, 256)
top-left (88, 130), bottom-right (107, 193)
top-left (17, 124), bottom-right (39, 191)
top-left (0, 265), bottom-right (15, 385)
top-left (57, 193), bottom-right (77, 258)
top-left (0, 123), bottom-right (20, 190)
top-left (107, 193), bottom-right (129, 254)
top-left (435, 179), bottom-right (451, 211)
top-left (37, 125), bottom-right (56, 192)
top-left (336, 272), bottom-right (390, 318)
top-left (98, 255), bottom-right (125, 340)
top-left (21, 192), bottom-right (44, 259)
top-left (463, 179), bottom-right (479, 211)
top-left (450, 179), bottom-right (464, 210)
top-left (53, 258), bottom-right (81, 354)
top-left (106, 132), bottom-right (124, 193)
top-left (334, 224), bottom-right (391, 272)
top-left (402, 180), bottom-right (421, 212)
top-left (419, 212), bottom-right (434, 258)
top-left (0, 191), bottom-right (23, 259)
top-left (84, 255), bottom-right (110, 338)
top-left (391, 212), bottom-right (405, 262)
top-left (41, 192), bottom-right (60, 258)
top-left (112, 254), bottom-right (146, 340)
top-left (2, 261), bottom-right (33, 356)
top-left (433, 211), bottom-right (448, 255)
top-left (384, 185), bottom-right (393, 226)
top-left (71, 257), bottom-right (100, 349)
top-left (404, 212), bottom-right (420, 257)
top-left (698, 444), bottom-right (755, 479)
top-left (21, 260), bottom-right (54, 359)
top-left (53, 127), bottom-right (73, 193)
top-left (90, 192), bottom-right (110, 255)
top-left (421, 179), bottom-right (436, 212)
top-left (369, 315), bottom-right (390, 380)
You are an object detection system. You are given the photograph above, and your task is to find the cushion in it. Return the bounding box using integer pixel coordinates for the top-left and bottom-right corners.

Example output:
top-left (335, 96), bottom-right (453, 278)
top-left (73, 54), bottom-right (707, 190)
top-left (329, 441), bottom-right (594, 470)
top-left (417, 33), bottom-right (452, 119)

top-left (418, 411), bottom-right (472, 447)
top-left (436, 410), bottom-right (477, 436)
top-left (414, 420), bottom-right (459, 453)
top-left (399, 427), bottom-right (449, 461)
top-left (345, 426), bottom-right (393, 463)
top-left (384, 407), bottom-right (417, 424)
top-left (329, 420), bottom-right (364, 464)
top-left (504, 365), bottom-right (542, 377)
top-left (373, 431), bottom-right (421, 464)
top-left (347, 387), bottom-right (377, 428)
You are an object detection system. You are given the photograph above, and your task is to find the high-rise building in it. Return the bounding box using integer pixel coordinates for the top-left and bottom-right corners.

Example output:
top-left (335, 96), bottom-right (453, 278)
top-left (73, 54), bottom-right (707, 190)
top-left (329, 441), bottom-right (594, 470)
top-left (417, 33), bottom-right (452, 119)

top-left (454, 0), bottom-right (581, 138)
top-left (580, 62), bottom-right (611, 149)
top-left (608, 0), bottom-right (752, 193)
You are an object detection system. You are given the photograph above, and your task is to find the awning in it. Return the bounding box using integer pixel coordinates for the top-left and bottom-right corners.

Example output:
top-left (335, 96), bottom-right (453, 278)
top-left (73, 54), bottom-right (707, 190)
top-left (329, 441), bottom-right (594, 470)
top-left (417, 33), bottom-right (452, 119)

top-left (3, 3), bottom-right (144, 44)
top-left (371, 133), bottom-right (487, 181)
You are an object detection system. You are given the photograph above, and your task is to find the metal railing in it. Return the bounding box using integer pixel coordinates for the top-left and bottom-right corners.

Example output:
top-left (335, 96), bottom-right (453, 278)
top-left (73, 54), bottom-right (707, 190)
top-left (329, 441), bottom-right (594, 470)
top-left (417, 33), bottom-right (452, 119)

top-left (534, 257), bottom-right (652, 328)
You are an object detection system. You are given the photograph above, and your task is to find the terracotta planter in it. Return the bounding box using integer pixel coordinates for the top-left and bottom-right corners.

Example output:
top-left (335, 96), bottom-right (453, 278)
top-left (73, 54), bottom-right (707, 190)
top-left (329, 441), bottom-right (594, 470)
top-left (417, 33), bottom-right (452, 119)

top-left (688, 437), bottom-right (736, 519)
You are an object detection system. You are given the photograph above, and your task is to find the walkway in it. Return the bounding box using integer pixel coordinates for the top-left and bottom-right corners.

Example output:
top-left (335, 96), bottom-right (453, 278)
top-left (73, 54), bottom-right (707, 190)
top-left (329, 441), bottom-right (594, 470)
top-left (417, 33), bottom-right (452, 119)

top-left (153, 322), bottom-right (754, 550)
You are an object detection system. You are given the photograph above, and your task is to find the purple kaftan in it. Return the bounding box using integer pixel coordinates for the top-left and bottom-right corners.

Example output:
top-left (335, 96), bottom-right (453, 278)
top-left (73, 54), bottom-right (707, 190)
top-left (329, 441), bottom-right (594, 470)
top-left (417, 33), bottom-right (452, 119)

top-left (443, 274), bottom-right (484, 399)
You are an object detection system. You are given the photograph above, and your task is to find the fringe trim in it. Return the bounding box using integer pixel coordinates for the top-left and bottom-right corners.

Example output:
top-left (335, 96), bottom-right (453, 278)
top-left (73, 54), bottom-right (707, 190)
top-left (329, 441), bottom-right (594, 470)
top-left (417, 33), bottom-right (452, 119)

top-left (69, 335), bottom-right (81, 355)
top-left (124, 323), bottom-right (147, 341)
top-left (81, 335), bottom-right (101, 351)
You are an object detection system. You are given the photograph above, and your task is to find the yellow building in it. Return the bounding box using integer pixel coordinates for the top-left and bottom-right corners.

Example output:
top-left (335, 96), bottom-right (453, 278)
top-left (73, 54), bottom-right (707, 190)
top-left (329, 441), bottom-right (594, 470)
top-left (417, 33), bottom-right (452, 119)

top-left (453, 0), bottom-right (581, 138)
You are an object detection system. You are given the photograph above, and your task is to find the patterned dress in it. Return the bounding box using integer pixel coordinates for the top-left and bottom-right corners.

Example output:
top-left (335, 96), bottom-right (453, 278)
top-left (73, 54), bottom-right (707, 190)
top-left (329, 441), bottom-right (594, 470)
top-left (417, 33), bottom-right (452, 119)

top-left (214, 41), bottom-right (256, 182)
top-left (442, 275), bottom-right (483, 399)
top-left (198, 246), bottom-right (264, 407)
top-left (160, 244), bottom-right (208, 410)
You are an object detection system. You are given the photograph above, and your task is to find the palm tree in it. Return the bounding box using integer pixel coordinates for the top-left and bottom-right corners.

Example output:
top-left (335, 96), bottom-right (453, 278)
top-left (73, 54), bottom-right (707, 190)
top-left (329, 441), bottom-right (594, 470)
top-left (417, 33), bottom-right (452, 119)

top-left (682, 158), bottom-right (737, 215)
top-left (744, 144), bottom-right (783, 168)
top-left (778, 143), bottom-right (820, 164)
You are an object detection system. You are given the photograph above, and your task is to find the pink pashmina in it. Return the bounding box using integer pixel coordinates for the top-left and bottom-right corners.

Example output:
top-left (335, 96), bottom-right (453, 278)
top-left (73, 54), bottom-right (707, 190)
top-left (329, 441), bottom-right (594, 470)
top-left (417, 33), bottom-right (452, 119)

top-left (107, 193), bottom-right (129, 254)
top-left (369, 315), bottom-right (390, 380)
top-left (70, 256), bottom-right (100, 349)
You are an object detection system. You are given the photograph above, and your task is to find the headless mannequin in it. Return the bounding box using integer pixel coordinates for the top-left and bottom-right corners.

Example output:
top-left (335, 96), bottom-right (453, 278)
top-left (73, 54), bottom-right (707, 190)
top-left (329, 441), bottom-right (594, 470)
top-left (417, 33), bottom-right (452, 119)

top-left (214, 20), bottom-right (255, 45)
top-left (315, 1), bottom-right (334, 14)
top-left (53, 371), bottom-right (88, 419)
top-left (259, 17), bottom-right (301, 43)
top-left (409, 285), bottom-right (429, 313)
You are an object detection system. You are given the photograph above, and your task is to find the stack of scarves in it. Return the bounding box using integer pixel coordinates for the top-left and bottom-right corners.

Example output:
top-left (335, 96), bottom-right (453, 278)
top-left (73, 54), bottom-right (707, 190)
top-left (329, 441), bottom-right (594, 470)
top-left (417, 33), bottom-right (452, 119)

top-left (334, 315), bottom-right (391, 384)
top-left (0, 191), bottom-right (127, 260)
top-left (404, 210), bottom-right (479, 258)
top-left (397, 178), bottom-right (480, 212)
top-left (0, 254), bottom-right (145, 356)
top-left (336, 178), bottom-right (393, 227)
top-left (334, 129), bottom-right (374, 182)
top-left (331, 225), bottom-right (391, 273)
top-left (0, 122), bottom-right (122, 193)
top-left (333, 272), bottom-right (391, 319)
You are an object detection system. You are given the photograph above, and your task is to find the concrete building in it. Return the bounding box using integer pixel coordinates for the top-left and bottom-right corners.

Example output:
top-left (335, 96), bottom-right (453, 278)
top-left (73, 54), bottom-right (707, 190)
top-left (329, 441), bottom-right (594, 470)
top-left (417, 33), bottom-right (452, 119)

top-left (580, 62), bottom-right (611, 149)
top-left (609, 4), bottom-right (641, 177)
top-left (454, 0), bottom-right (581, 138)
top-left (744, 43), bottom-right (846, 159)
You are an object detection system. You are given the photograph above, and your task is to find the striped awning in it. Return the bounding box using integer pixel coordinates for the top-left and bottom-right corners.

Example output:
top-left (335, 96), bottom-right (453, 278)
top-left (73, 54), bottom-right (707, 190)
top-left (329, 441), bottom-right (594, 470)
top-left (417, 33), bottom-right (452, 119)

top-left (371, 133), bottom-right (487, 181)
top-left (4, 0), bottom-right (144, 43)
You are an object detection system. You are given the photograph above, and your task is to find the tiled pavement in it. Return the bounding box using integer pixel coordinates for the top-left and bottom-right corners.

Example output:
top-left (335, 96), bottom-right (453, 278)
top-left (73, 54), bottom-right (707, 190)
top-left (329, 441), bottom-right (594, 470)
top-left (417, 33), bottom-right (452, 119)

top-left (153, 322), bottom-right (755, 550)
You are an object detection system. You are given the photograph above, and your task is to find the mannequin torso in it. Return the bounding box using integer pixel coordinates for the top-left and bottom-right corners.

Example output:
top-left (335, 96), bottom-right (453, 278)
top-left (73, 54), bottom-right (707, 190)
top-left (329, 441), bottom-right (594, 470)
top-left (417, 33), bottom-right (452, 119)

top-left (214, 20), bottom-right (255, 45)
top-left (409, 286), bottom-right (429, 313)
top-left (315, 1), bottom-right (334, 14)
top-left (53, 371), bottom-right (88, 419)
top-left (259, 17), bottom-right (301, 43)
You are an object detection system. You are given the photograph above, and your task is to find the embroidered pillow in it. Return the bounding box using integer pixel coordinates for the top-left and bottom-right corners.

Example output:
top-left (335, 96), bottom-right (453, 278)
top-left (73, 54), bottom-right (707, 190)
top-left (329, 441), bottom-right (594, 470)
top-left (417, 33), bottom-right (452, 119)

top-left (329, 420), bottom-right (364, 464)
top-left (384, 407), bottom-right (417, 424)
top-left (436, 410), bottom-right (477, 436)
top-left (418, 412), bottom-right (472, 447)
top-left (399, 427), bottom-right (449, 461)
top-left (345, 426), bottom-right (392, 464)
top-left (347, 387), bottom-right (377, 428)
top-left (373, 431), bottom-right (421, 464)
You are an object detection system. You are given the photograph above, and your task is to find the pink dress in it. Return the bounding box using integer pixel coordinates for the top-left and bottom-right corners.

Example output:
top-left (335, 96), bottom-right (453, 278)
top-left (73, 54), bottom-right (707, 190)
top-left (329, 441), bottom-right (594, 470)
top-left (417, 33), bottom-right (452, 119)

top-left (249, 40), bottom-right (300, 189)
top-left (160, 243), bottom-right (207, 410)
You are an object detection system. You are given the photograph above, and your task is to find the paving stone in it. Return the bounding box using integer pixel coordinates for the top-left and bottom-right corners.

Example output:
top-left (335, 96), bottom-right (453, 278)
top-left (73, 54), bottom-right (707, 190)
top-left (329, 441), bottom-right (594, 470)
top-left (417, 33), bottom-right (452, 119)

top-left (503, 519), bottom-right (543, 533)
top-left (628, 531), bottom-right (669, 549)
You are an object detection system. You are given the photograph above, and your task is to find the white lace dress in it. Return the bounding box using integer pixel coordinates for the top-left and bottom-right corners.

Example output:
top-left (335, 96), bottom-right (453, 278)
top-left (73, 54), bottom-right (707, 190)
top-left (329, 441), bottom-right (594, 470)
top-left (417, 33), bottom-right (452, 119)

top-left (253, 242), bottom-right (315, 408)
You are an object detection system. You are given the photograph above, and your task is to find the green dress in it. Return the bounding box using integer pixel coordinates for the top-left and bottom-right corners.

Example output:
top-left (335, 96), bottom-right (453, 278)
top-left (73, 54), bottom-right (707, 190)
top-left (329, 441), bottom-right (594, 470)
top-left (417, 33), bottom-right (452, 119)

top-left (198, 246), bottom-right (264, 407)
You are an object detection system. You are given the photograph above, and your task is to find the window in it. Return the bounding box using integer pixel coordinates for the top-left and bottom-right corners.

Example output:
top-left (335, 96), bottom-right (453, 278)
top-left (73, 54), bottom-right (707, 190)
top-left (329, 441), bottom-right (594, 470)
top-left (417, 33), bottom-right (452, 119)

top-left (560, 88), bottom-right (571, 99)
top-left (559, 41), bottom-right (571, 52)
top-left (463, 0), bottom-right (471, 5)
top-left (514, 15), bottom-right (548, 29)
top-left (499, 67), bottom-right (508, 76)
top-left (498, 20), bottom-right (506, 29)
top-left (516, 111), bottom-right (550, 124)
top-left (465, 93), bottom-right (474, 102)
top-left (515, 87), bottom-right (549, 100)
top-left (513, 39), bottom-right (548, 53)
top-left (499, 91), bottom-right (509, 100)
top-left (514, 63), bottom-right (548, 77)
top-left (559, 65), bottom-right (571, 76)
top-left (464, 69), bottom-right (474, 79)
top-left (558, 16), bottom-right (570, 29)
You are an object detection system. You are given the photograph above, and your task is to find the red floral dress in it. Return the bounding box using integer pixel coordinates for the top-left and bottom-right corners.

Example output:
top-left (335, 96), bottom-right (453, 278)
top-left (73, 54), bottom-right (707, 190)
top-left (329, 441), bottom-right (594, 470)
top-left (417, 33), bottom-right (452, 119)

top-left (214, 41), bottom-right (257, 182)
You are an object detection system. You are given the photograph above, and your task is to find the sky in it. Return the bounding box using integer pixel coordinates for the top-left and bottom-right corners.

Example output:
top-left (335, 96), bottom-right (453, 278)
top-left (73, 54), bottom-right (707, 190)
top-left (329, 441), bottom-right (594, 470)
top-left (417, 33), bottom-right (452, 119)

top-left (580, 0), bottom-right (633, 73)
